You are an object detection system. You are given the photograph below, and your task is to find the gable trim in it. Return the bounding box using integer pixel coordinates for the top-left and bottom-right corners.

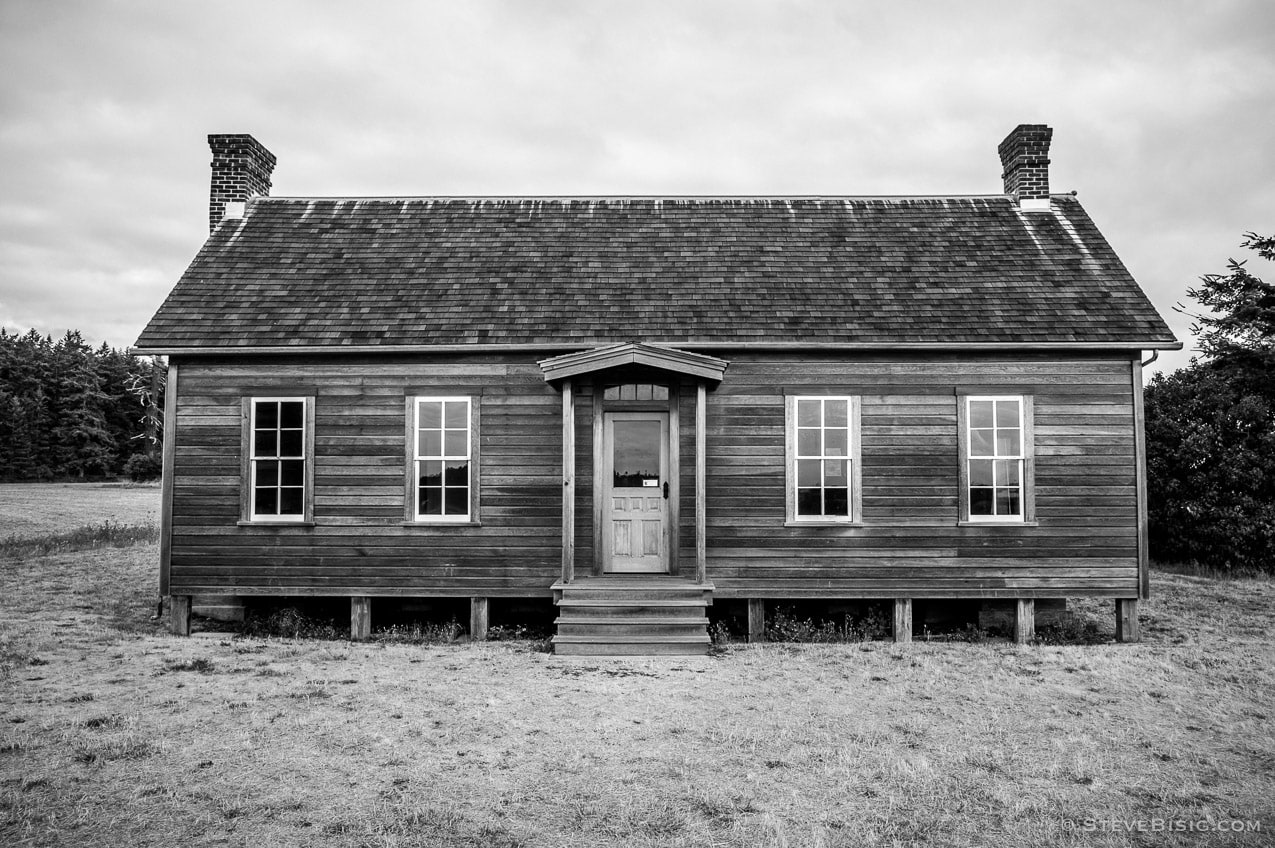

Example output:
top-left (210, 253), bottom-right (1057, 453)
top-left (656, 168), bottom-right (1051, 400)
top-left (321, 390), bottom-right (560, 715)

top-left (538, 343), bottom-right (728, 383)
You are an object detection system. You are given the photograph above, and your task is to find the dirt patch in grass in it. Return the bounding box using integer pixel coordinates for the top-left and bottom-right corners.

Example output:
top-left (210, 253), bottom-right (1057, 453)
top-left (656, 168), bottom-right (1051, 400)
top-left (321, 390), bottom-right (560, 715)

top-left (1, 513), bottom-right (1273, 845)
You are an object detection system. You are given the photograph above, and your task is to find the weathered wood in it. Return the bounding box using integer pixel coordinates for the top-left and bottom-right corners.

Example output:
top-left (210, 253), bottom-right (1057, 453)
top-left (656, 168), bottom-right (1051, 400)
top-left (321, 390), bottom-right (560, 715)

top-left (168, 354), bottom-right (1143, 600)
top-left (592, 387), bottom-right (604, 576)
top-left (350, 596), bottom-right (371, 640)
top-left (668, 382), bottom-right (680, 574)
top-left (561, 380), bottom-right (575, 583)
top-left (695, 381), bottom-right (707, 585)
top-left (893, 598), bottom-right (912, 643)
top-left (1132, 359), bottom-right (1150, 599)
top-left (170, 594), bottom-right (191, 636)
top-left (470, 596), bottom-right (489, 641)
top-left (747, 598), bottom-right (764, 643)
top-left (1116, 598), bottom-right (1140, 642)
top-left (159, 361), bottom-right (178, 596)
top-left (1014, 598), bottom-right (1035, 644)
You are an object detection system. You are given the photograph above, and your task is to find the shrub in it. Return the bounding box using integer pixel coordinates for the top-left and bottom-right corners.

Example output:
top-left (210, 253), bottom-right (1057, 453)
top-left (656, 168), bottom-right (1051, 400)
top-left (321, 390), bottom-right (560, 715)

top-left (123, 453), bottom-right (162, 482)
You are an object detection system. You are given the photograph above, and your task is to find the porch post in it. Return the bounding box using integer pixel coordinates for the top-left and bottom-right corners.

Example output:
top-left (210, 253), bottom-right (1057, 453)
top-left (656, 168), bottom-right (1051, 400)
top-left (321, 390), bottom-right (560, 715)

top-left (562, 379), bottom-right (575, 584)
top-left (695, 380), bottom-right (707, 585)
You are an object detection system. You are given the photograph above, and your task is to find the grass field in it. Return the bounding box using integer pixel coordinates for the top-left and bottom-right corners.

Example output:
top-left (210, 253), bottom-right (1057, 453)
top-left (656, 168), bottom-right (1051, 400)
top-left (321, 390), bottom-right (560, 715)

top-left (0, 482), bottom-right (160, 540)
top-left (2, 485), bottom-right (1273, 847)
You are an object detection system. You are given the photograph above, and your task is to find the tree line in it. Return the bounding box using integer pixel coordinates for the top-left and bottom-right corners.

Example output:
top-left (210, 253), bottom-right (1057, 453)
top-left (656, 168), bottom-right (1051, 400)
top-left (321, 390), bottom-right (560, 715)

top-left (0, 329), bottom-right (164, 481)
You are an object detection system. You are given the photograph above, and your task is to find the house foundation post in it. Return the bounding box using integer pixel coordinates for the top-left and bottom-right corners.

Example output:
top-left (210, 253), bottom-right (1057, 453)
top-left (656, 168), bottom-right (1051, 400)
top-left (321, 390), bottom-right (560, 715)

top-left (470, 597), bottom-right (489, 642)
top-left (350, 596), bottom-right (371, 641)
top-left (747, 599), bottom-right (764, 643)
top-left (170, 595), bottom-right (191, 636)
top-left (1014, 599), bottom-right (1035, 644)
top-left (893, 598), bottom-right (913, 643)
top-left (1116, 598), bottom-right (1140, 643)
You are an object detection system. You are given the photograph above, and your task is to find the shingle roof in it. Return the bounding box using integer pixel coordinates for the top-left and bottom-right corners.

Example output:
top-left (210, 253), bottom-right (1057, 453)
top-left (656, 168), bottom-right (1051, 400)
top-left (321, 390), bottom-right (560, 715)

top-left (135, 196), bottom-right (1177, 351)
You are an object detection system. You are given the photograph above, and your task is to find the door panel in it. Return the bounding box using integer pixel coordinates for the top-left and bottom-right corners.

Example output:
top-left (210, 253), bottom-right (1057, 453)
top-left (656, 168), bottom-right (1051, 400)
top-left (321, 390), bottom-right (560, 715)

top-left (604, 413), bottom-right (668, 573)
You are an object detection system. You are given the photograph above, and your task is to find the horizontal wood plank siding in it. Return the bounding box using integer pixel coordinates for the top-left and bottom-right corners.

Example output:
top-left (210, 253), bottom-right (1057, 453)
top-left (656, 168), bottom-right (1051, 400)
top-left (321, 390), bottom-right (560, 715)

top-left (698, 352), bottom-right (1140, 598)
top-left (169, 351), bottom-right (1141, 600)
top-left (168, 356), bottom-right (562, 596)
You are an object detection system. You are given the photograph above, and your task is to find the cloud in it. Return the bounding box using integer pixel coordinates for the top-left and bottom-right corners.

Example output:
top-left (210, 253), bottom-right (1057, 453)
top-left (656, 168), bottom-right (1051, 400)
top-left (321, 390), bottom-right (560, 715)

top-left (1, 0), bottom-right (1272, 372)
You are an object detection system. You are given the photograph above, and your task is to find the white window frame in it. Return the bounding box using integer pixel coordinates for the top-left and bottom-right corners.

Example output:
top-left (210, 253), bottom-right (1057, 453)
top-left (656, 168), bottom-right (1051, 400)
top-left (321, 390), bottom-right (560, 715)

top-left (785, 395), bottom-right (861, 525)
top-left (959, 394), bottom-right (1035, 524)
top-left (243, 396), bottom-right (313, 524)
top-left (409, 396), bottom-right (478, 524)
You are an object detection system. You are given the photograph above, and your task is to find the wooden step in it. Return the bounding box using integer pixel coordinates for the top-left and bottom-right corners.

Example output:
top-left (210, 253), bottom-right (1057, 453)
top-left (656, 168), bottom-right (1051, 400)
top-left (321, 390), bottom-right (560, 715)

top-left (552, 579), bottom-right (713, 656)
top-left (556, 621), bottom-right (709, 637)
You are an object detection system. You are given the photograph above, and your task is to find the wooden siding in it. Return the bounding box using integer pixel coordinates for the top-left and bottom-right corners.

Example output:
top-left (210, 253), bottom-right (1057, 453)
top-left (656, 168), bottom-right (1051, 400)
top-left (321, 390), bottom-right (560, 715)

top-left (693, 352), bottom-right (1141, 599)
top-left (168, 351), bottom-right (1142, 600)
top-left (168, 356), bottom-right (563, 596)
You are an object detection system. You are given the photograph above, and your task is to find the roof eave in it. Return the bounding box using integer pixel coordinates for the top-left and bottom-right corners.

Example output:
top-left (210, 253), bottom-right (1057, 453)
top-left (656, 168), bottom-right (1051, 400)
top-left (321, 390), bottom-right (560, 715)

top-left (130, 339), bottom-right (1183, 357)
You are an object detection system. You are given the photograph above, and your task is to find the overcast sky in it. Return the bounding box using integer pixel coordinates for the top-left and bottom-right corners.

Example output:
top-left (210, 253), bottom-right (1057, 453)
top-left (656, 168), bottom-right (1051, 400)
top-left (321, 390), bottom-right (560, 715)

top-left (2, 0), bottom-right (1272, 376)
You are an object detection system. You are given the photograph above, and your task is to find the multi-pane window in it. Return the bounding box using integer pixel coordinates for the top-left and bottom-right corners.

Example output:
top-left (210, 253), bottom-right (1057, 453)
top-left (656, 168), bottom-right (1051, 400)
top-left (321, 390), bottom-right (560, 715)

top-left (413, 397), bottom-right (473, 521)
top-left (603, 383), bottom-right (669, 401)
top-left (791, 396), bottom-right (855, 521)
top-left (966, 396), bottom-right (1025, 521)
top-left (250, 398), bottom-right (307, 520)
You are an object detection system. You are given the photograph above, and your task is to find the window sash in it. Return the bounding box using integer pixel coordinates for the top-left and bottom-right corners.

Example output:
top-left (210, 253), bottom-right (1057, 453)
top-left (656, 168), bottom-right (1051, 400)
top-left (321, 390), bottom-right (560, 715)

top-left (249, 397), bottom-right (308, 521)
top-left (965, 395), bottom-right (1025, 521)
top-left (790, 396), bottom-right (855, 521)
top-left (413, 397), bottom-right (473, 522)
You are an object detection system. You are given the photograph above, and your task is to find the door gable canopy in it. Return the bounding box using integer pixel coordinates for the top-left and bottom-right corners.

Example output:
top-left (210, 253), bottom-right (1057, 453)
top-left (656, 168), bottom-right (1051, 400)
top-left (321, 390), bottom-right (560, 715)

top-left (539, 342), bottom-right (728, 384)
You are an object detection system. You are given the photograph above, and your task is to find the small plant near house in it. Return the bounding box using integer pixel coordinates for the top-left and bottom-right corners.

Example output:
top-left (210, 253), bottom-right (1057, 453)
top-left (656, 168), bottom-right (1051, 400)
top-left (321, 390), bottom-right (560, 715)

top-left (373, 619), bottom-right (466, 644)
top-left (765, 606), bottom-right (890, 643)
top-left (1034, 611), bottom-right (1107, 645)
top-left (239, 606), bottom-right (346, 640)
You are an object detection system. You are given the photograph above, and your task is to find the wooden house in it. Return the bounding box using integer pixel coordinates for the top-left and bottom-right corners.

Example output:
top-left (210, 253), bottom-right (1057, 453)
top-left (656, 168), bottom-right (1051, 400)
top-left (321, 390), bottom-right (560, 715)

top-left (134, 125), bottom-right (1179, 654)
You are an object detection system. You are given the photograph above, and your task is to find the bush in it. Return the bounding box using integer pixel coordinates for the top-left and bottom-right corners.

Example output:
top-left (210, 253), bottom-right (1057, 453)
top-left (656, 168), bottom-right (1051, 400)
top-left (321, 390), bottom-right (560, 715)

top-left (765, 606), bottom-right (889, 643)
top-left (123, 453), bottom-right (162, 483)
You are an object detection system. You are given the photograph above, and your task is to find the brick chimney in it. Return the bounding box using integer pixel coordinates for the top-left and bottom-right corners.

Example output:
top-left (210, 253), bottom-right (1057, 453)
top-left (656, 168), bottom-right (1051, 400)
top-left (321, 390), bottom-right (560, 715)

top-left (208, 134), bottom-right (276, 233)
top-left (998, 124), bottom-right (1052, 212)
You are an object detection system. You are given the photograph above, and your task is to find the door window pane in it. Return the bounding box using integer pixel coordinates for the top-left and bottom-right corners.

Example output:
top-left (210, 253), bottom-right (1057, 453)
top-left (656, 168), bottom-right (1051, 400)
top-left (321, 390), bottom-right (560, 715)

top-left (613, 419), bottom-right (660, 488)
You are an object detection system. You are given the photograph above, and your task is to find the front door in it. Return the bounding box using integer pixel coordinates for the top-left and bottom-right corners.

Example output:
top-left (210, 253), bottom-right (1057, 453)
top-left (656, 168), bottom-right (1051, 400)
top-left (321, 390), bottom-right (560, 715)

top-left (603, 411), bottom-right (669, 573)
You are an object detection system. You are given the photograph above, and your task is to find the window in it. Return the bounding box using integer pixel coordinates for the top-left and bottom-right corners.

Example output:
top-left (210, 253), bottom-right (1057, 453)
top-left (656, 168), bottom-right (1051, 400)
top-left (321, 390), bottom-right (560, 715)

top-left (410, 397), bottom-right (478, 522)
top-left (603, 383), bottom-right (669, 401)
top-left (243, 397), bottom-right (313, 523)
top-left (785, 395), bottom-right (860, 523)
top-left (959, 395), bottom-right (1035, 523)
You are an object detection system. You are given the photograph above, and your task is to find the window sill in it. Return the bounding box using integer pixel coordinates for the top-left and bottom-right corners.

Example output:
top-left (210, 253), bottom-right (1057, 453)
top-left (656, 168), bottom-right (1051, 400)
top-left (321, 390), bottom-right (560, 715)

top-left (957, 520), bottom-right (1038, 528)
top-left (400, 521), bottom-right (482, 528)
top-left (784, 520), bottom-right (862, 528)
top-left (237, 520), bottom-right (315, 527)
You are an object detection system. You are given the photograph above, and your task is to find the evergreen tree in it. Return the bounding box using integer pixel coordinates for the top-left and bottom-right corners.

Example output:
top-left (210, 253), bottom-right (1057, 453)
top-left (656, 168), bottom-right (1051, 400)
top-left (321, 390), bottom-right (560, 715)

top-left (1145, 233), bottom-right (1275, 572)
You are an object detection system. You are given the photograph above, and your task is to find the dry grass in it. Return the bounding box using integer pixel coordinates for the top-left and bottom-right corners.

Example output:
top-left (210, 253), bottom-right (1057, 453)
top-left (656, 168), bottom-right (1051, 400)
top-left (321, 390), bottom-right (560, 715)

top-left (2, 485), bottom-right (1274, 846)
top-left (0, 482), bottom-right (160, 540)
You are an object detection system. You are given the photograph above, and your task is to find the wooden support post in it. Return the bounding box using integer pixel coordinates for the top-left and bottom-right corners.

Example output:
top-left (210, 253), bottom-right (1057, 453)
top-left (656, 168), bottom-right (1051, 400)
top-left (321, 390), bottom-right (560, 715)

top-left (470, 597), bottom-right (489, 642)
top-left (1014, 598), bottom-right (1035, 644)
top-left (350, 596), bottom-right (371, 641)
top-left (170, 595), bottom-right (191, 636)
top-left (893, 598), bottom-right (913, 643)
top-left (1116, 598), bottom-right (1141, 643)
top-left (561, 379), bottom-right (575, 584)
top-left (695, 381), bottom-right (707, 585)
top-left (747, 599), bottom-right (764, 643)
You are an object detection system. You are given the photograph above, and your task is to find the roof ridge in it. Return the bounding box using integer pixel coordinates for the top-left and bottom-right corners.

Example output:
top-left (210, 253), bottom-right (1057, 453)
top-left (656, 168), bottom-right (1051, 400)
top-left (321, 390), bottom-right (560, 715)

top-left (252, 193), bottom-right (1078, 203)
